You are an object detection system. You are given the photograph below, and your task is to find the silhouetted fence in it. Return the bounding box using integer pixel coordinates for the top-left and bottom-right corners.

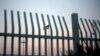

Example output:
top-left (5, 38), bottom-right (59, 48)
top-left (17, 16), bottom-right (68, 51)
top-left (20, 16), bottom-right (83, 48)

top-left (0, 10), bottom-right (100, 56)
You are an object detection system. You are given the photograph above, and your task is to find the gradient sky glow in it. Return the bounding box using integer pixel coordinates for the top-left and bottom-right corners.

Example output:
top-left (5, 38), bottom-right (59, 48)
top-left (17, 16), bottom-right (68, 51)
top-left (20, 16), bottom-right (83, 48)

top-left (0, 0), bottom-right (100, 55)
top-left (0, 0), bottom-right (100, 19)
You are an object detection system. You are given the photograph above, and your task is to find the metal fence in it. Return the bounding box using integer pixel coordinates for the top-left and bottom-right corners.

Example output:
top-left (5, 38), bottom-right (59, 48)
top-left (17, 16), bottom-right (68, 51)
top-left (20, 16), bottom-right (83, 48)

top-left (0, 10), bottom-right (100, 56)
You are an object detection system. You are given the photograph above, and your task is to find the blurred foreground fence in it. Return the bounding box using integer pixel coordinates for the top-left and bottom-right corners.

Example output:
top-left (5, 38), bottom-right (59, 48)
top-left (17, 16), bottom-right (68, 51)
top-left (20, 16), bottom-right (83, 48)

top-left (0, 10), bottom-right (100, 56)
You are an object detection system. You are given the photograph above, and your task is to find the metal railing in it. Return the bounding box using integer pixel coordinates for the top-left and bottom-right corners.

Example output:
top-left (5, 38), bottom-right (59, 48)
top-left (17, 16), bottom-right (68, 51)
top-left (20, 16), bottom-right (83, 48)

top-left (0, 10), bottom-right (100, 56)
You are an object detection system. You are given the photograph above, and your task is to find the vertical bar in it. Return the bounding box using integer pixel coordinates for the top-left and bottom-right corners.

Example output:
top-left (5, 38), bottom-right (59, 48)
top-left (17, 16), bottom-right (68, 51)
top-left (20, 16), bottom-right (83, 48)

top-left (24, 12), bottom-right (28, 56)
top-left (97, 20), bottom-right (100, 26)
top-left (79, 26), bottom-right (83, 46)
top-left (97, 20), bottom-right (100, 38)
top-left (35, 13), bottom-right (41, 56)
top-left (30, 12), bottom-right (34, 56)
top-left (93, 20), bottom-right (100, 38)
top-left (85, 19), bottom-right (93, 54)
top-left (80, 18), bottom-right (88, 46)
top-left (52, 15), bottom-right (59, 56)
top-left (89, 19), bottom-right (97, 49)
top-left (11, 10), bottom-right (14, 56)
top-left (51, 36), bottom-right (53, 56)
top-left (93, 20), bottom-right (99, 46)
top-left (47, 15), bottom-right (53, 56)
top-left (17, 11), bottom-right (21, 56)
top-left (62, 16), bottom-right (69, 37)
top-left (41, 14), bottom-right (47, 56)
top-left (71, 13), bottom-right (79, 53)
top-left (3, 10), bottom-right (7, 56)
top-left (57, 16), bottom-right (64, 56)
top-left (62, 16), bottom-right (70, 54)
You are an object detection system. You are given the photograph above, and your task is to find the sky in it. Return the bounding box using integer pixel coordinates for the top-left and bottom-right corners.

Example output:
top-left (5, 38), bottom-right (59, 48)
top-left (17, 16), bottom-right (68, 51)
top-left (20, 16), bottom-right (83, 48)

top-left (0, 0), bottom-right (100, 55)
top-left (0, 0), bottom-right (100, 19)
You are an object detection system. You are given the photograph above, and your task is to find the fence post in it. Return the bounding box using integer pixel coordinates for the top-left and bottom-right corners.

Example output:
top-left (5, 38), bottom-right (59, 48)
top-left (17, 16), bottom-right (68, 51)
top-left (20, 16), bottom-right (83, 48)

top-left (71, 13), bottom-right (79, 54)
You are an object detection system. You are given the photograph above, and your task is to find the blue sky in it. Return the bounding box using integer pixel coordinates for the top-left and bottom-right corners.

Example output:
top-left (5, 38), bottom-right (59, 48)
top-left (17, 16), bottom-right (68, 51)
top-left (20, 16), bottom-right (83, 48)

top-left (0, 0), bottom-right (100, 55)
top-left (0, 0), bottom-right (100, 19)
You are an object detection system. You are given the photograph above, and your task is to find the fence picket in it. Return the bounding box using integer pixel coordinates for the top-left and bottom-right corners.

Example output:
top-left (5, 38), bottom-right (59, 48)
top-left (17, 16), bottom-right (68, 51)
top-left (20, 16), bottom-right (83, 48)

top-left (41, 14), bottom-right (47, 56)
top-left (17, 11), bottom-right (21, 56)
top-left (11, 10), bottom-right (14, 56)
top-left (85, 19), bottom-right (93, 50)
top-left (35, 13), bottom-right (41, 56)
top-left (3, 10), bottom-right (7, 56)
top-left (62, 16), bottom-right (70, 54)
top-left (30, 12), bottom-right (35, 56)
top-left (58, 16), bottom-right (64, 56)
top-left (24, 12), bottom-right (28, 56)
top-left (52, 15), bottom-right (59, 56)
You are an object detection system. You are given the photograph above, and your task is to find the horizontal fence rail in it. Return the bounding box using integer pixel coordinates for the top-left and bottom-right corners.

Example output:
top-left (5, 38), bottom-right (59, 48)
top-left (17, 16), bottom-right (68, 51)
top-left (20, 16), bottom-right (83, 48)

top-left (0, 10), bottom-right (100, 56)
